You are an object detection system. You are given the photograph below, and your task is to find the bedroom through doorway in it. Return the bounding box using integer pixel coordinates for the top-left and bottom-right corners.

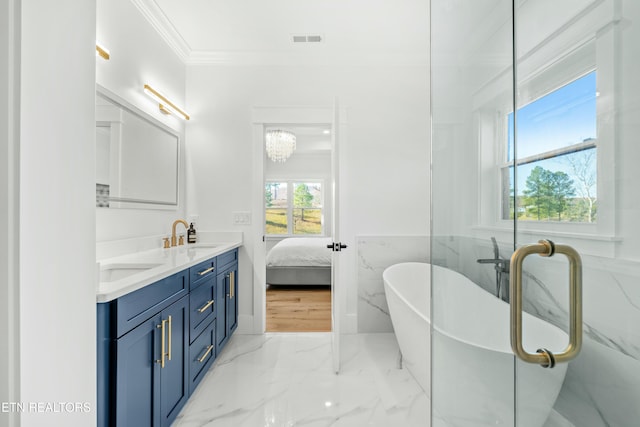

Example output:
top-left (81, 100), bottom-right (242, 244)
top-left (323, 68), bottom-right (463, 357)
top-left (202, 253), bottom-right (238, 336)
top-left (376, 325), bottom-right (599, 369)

top-left (263, 124), bottom-right (333, 332)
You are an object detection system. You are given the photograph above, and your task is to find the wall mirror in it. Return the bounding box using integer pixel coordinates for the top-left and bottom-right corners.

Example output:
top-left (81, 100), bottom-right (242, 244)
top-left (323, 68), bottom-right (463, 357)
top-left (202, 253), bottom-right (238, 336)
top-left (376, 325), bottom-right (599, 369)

top-left (96, 86), bottom-right (179, 209)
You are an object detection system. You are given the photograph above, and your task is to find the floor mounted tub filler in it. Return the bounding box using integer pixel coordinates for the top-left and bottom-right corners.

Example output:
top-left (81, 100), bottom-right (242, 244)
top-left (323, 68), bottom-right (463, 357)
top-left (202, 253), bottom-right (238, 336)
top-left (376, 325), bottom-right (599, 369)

top-left (383, 262), bottom-right (568, 427)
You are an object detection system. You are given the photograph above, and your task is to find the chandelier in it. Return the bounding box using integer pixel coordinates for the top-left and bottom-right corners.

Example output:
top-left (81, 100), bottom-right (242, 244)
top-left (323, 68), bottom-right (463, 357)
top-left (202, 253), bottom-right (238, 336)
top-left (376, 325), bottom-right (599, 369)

top-left (265, 130), bottom-right (296, 162)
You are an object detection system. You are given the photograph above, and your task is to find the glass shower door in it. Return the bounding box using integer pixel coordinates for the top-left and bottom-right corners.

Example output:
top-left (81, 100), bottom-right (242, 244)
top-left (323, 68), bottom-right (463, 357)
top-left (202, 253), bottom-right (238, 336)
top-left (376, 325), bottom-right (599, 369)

top-left (432, 0), bottom-right (640, 426)
top-left (431, 0), bottom-right (517, 425)
top-left (513, 1), bottom-right (640, 426)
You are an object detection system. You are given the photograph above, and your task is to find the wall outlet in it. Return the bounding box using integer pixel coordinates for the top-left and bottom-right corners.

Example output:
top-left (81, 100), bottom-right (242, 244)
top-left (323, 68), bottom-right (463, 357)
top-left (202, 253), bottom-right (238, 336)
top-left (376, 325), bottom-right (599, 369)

top-left (233, 211), bottom-right (251, 225)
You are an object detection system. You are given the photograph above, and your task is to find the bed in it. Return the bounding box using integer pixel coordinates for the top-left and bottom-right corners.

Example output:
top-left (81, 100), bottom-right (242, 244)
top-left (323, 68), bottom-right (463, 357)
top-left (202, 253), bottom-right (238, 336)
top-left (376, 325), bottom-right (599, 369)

top-left (266, 237), bottom-right (333, 285)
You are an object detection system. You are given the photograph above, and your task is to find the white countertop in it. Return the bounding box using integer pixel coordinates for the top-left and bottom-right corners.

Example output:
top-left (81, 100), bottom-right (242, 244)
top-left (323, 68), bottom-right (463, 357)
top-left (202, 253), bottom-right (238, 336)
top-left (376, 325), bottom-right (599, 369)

top-left (96, 239), bottom-right (242, 303)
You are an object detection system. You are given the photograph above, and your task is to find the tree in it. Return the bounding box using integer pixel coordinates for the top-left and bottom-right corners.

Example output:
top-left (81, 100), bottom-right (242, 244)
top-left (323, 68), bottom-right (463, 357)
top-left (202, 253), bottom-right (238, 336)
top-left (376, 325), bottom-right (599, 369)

top-left (294, 183), bottom-right (314, 221)
top-left (548, 171), bottom-right (575, 220)
top-left (523, 166), bottom-right (576, 221)
top-left (565, 149), bottom-right (597, 222)
top-left (523, 166), bottom-right (551, 220)
top-left (265, 183), bottom-right (278, 207)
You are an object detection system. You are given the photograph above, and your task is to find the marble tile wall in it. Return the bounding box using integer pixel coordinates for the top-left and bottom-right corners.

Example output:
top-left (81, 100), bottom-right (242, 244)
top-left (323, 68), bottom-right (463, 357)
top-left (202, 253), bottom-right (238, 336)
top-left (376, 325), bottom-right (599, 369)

top-left (357, 236), bottom-right (429, 333)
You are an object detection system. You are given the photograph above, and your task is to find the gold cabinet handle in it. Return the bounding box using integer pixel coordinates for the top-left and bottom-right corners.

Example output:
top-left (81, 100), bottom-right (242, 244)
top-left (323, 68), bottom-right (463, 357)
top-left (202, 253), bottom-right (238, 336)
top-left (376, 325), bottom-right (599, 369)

top-left (198, 300), bottom-right (214, 313)
top-left (198, 344), bottom-right (214, 363)
top-left (230, 271), bottom-right (235, 299)
top-left (509, 239), bottom-right (582, 368)
top-left (156, 319), bottom-right (167, 368)
top-left (167, 315), bottom-right (172, 361)
top-left (198, 266), bottom-right (215, 276)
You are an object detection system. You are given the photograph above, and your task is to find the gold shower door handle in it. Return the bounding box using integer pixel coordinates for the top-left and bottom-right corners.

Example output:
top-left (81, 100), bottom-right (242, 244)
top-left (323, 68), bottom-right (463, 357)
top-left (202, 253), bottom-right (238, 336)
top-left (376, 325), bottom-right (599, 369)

top-left (509, 239), bottom-right (582, 368)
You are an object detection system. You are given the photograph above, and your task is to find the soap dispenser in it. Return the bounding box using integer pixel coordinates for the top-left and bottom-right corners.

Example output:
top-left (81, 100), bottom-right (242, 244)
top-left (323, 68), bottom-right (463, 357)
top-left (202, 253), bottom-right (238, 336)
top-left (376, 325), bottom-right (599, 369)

top-left (187, 223), bottom-right (197, 244)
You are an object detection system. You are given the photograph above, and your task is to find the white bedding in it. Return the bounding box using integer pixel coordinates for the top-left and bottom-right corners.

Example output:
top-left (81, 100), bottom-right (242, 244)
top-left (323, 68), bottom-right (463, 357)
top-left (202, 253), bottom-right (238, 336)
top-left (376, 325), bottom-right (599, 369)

top-left (266, 237), bottom-right (332, 267)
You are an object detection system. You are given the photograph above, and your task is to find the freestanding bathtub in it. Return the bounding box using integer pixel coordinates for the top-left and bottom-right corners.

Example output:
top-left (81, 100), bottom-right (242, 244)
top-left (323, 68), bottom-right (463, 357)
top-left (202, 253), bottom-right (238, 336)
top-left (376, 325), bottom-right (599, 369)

top-left (383, 262), bottom-right (569, 427)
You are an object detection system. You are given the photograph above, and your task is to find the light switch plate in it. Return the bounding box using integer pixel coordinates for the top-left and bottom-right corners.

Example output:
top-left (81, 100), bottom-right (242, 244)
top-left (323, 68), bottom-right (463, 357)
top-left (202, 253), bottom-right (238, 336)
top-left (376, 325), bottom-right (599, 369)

top-left (233, 211), bottom-right (251, 225)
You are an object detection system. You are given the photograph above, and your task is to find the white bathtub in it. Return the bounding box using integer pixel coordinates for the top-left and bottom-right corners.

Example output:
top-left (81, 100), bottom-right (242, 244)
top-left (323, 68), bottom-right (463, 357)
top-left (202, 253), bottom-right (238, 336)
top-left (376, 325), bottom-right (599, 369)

top-left (383, 262), bottom-right (568, 427)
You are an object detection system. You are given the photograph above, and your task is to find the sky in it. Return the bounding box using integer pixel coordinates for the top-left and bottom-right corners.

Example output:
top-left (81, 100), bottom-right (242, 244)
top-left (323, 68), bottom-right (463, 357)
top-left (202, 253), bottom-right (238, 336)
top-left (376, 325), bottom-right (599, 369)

top-left (507, 71), bottom-right (597, 195)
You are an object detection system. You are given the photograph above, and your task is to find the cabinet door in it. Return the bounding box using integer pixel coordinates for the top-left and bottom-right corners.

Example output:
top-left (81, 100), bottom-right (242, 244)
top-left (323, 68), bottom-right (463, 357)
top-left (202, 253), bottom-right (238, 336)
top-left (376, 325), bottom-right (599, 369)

top-left (226, 264), bottom-right (238, 335)
top-left (115, 314), bottom-right (162, 427)
top-left (216, 272), bottom-right (228, 353)
top-left (160, 296), bottom-right (189, 427)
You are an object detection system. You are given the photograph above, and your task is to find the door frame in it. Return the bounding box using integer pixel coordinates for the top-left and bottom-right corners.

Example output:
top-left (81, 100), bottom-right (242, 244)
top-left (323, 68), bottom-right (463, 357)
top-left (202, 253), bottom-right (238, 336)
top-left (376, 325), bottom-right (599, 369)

top-left (251, 105), bottom-right (338, 335)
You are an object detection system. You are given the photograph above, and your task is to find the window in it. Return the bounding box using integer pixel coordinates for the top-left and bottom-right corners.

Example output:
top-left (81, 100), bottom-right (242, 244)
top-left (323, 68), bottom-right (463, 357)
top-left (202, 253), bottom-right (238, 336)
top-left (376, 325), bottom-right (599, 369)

top-left (265, 181), bottom-right (324, 235)
top-left (502, 71), bottom-right (597, 223)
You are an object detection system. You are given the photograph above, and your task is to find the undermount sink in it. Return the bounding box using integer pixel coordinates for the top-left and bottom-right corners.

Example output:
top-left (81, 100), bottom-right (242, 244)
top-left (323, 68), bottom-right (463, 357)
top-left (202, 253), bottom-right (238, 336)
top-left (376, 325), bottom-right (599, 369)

top-left (99, 262), bottom-right (163, 283)
top-left (184, 243), bottom-right (221, 253)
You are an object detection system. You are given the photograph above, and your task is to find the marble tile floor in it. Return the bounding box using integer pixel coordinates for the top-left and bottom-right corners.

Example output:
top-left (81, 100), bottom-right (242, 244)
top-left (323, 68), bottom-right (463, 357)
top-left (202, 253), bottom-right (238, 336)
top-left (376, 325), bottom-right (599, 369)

top-left (173, 333), bottom-right (430, 427)
top-left (173, 332), bottom-right (576, 427)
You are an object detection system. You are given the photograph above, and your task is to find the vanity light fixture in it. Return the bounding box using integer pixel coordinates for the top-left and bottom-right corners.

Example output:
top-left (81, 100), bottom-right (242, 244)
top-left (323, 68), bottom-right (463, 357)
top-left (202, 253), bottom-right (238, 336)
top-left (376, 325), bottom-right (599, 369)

top-left (96, 43), bottom-right (110, 60)
top-left (143, 84), bottom-right (190, 121)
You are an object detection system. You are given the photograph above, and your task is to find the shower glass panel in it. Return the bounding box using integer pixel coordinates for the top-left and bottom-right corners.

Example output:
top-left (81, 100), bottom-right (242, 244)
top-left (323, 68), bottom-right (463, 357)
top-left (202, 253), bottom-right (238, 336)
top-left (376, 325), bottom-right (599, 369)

top-left (514, 1), bottom-right (640, 426)
top-left (430, 0), bottom-right (516, 425)
top-left (432, 0), bottom-right (640, 426)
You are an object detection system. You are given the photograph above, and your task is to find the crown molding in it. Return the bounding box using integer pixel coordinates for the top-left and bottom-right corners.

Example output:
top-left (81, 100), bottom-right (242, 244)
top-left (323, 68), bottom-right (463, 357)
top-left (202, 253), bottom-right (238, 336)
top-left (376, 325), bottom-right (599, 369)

top-left (133, 0), bottom-right (428, 67)
top-left (131, 0), bottom-right (191, 63)
top-left (186, 50), bottom-right (428, 67)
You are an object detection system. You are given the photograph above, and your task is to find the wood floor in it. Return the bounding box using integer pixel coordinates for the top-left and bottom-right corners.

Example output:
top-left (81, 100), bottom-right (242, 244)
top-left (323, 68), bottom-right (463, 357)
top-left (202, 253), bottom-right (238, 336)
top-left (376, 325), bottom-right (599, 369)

top-left (266, 285), bottom-right (332, 332)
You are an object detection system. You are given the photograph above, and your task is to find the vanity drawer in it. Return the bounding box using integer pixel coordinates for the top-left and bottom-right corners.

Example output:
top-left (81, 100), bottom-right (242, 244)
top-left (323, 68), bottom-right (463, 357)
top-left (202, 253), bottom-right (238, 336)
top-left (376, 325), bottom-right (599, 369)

top-left (189, 320), bottom-right (216, 394)
top-left (189, 257), bottom-right (217, 289)
top-left (217, 249), bottom-right (238, 271)
top-left (114, 271), bottom-right (188, 337)
top-left (189, 278), bottom-right (216, 342)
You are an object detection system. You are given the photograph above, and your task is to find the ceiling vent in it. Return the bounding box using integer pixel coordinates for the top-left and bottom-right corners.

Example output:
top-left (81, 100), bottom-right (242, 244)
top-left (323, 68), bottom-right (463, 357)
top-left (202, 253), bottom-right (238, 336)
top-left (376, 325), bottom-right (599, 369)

top-left (292, 34), bottom-right (324, 43)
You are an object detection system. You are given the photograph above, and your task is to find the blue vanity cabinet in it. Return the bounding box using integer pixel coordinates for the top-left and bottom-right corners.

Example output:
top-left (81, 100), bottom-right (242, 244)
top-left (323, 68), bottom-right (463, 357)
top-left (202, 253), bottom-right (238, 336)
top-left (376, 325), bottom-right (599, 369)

top-left (98, 248), bottom-right (240, 427)
top-left (187, 258), bottom-right (218, 394)
top-left (113, 313), bottom-right (161, 427)
top-left (158, 295), bottom-right (189, 427)
top-left (215, 252), bottom-right (238, 354)
top-left (189, 258), bottom-right (217, 343)
top-left (226, 262), bottom-right (239, 335)
top-left (98, 271), bottom-right (189, 427)
top-left (188, 318), bottom-right (216, 394)
top-left (114, 295), bottom-right (188, 427)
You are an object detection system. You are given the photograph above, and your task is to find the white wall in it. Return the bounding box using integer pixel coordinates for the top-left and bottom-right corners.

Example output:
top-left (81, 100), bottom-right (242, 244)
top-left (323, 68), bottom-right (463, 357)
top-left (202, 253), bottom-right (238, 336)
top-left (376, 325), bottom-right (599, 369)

top-left (18, 1), bottom-right (96, 426)
top-left (186, 63), bottom-right (430, 332)
top-left (0, 1), bottom-right (19, 426)
top-left (96, 0), bottom-right (187, 243)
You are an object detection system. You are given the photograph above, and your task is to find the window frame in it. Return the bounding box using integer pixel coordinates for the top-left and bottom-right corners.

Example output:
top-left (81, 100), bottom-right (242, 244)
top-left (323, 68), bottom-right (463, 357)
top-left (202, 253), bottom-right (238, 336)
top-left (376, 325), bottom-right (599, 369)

top-left (473, 37), bottom-right (619, 257)
top-left (500, 70), bottom-right (598, 224)
top-left (264, 179), bottom-right (325, 237)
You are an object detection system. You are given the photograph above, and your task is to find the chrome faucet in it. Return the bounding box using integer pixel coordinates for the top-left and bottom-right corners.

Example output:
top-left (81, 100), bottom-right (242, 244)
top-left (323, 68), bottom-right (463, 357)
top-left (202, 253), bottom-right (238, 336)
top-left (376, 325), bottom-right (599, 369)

top-left (171, 219), bottom-right (189, 246)
top-left (476, 237), bottom-right (510, 301)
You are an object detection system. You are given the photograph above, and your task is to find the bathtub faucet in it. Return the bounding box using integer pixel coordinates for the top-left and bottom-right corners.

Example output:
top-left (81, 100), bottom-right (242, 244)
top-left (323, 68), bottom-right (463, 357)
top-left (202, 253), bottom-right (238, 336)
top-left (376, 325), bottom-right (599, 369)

top-left (476, 237), bottom-right (510, 302)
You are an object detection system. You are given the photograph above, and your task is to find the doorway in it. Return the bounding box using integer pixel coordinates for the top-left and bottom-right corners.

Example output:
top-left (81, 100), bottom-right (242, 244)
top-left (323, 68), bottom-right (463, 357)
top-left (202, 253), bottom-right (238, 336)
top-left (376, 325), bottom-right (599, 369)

top-left (251, 104), bottom-right (343, 373)
top-left (263, 125), bottom-right (333, 332)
